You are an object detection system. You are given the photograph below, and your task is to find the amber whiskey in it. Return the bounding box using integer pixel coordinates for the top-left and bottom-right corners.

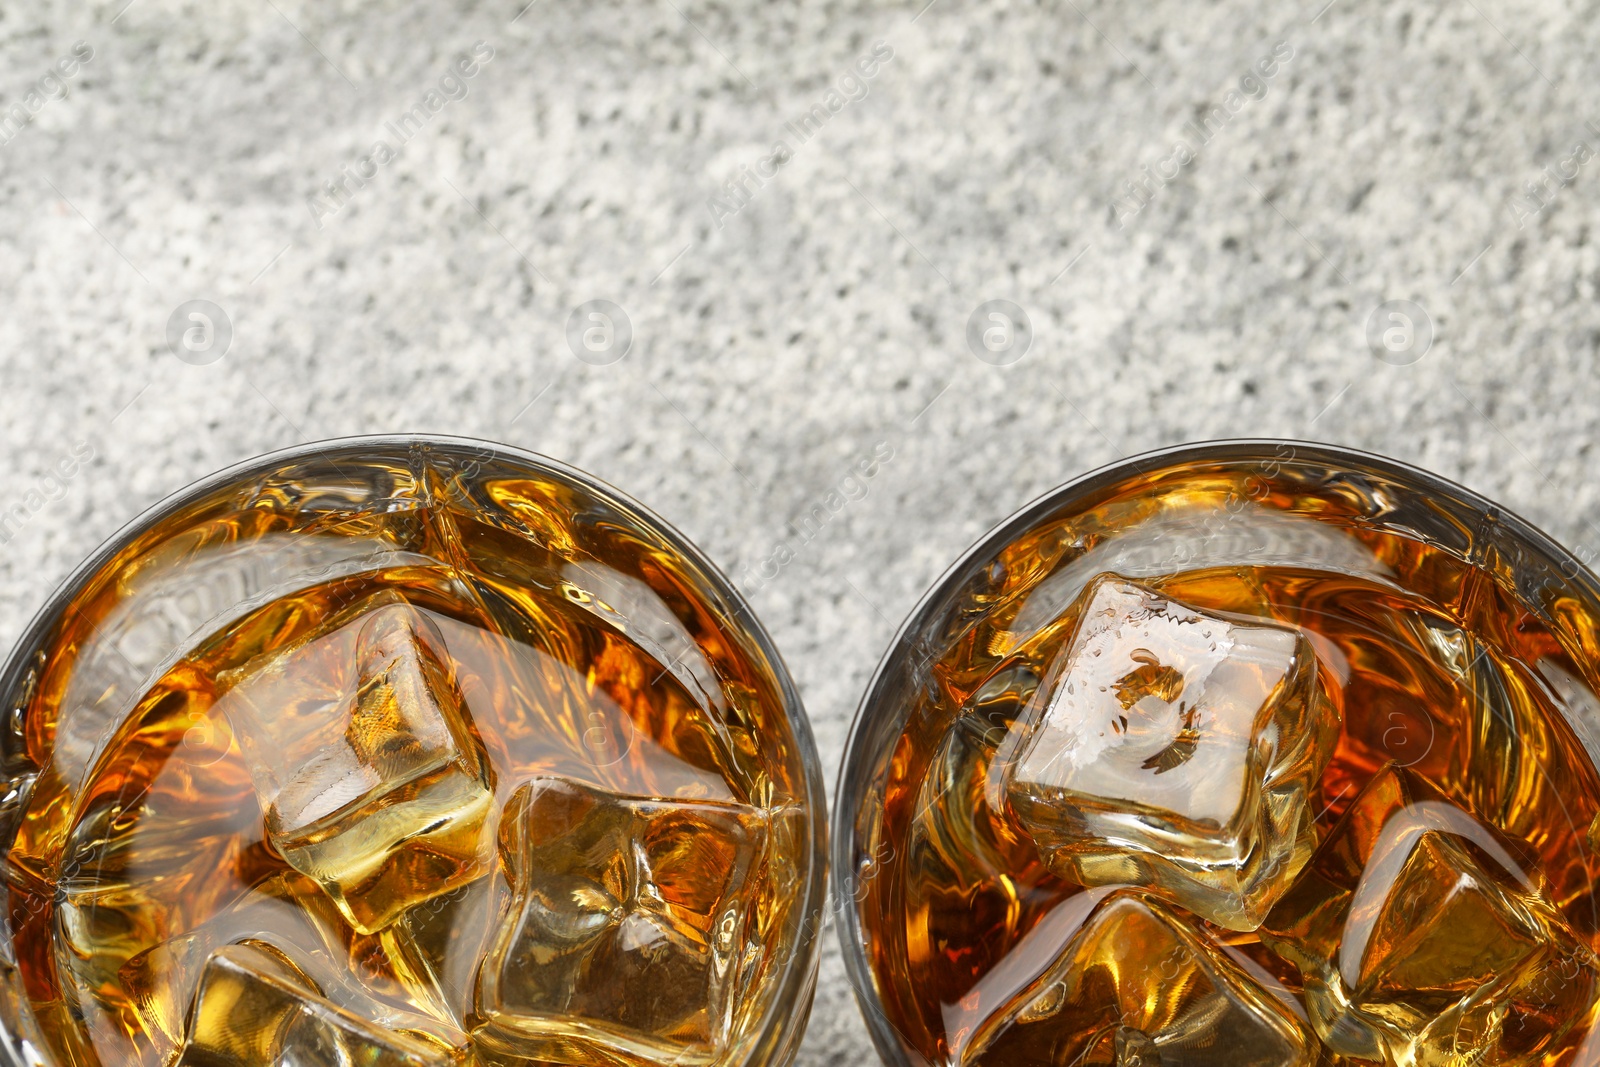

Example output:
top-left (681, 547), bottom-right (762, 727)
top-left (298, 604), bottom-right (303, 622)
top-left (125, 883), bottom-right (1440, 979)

top-left (854, 466), bottom-right (1600, 1067)
top-left (0, 446), bottom-right (812, 1067)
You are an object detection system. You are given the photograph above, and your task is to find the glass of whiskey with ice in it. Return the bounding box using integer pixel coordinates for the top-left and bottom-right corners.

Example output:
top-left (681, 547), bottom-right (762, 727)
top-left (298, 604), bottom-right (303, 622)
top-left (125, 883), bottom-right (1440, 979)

top-left (834, 441), bottom-right (1600, 1067)
top-left (0, 436), bottom-right (826, 1067)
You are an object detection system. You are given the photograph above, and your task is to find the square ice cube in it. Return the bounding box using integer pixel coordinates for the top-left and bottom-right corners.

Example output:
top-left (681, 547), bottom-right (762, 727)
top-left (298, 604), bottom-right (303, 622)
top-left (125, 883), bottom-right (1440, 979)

top-left (961, 889), bottom-right (1314, 1067)
top-left (998, 574), bottom-right (1337, 930)
top-left (472, 776), bottom-right (765, 1066)
top-left (216, 596), bottom-right (497, 934)
top-left (175, 941), bottom-right (450, 1067)
top-left (1261, 763), bottom-right (1600, 1065)
top-left (120, 872), bottom-right (468, 1063)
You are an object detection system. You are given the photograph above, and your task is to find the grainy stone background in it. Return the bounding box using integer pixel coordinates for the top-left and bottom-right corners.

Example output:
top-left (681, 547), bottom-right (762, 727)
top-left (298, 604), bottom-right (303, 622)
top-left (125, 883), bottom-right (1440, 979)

top-left (3, 0), bottom-right (1599, 1062)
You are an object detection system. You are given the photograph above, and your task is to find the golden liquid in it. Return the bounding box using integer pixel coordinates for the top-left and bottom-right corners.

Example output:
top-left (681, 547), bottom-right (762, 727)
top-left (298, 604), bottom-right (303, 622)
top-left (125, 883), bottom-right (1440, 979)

top-left (0, 453), bottom-right (806, 1067)
top-left (856, 473), bottom-right (1600, 1067)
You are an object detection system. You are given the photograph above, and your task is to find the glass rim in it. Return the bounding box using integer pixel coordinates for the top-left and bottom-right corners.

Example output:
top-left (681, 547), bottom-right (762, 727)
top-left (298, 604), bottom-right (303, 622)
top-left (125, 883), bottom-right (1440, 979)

top-left (829, 436), bottom-right (1600, 1067)
top-left (0, 432), bottom-right (829, 1067)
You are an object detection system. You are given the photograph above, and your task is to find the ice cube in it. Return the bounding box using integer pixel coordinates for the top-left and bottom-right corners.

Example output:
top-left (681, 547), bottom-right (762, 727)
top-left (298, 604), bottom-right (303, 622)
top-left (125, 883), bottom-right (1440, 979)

top-left (904, 667), bottom-right (1078, 1011)
top-left (216, 597), bottom-right (497, 934)
top-left (997, 574), bottom-right (1337, 930)
top-left (377, 865), bottom-right (509, 1029)
top-left (1260, 763), bottom-right (1600, 1065)
top-left (961, 890), bottom-right (1314, 1067)
top-left (472, 776), bottom-right (765, 1067)
top-left (120, 872), bottom-right (468, 1062)
top-left (174, 941), bottom-right (450, 1067)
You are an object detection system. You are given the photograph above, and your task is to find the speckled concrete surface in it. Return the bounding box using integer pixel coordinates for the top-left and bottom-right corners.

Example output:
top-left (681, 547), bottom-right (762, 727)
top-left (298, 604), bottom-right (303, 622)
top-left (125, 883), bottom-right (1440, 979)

top-left (3, 0), bottom-right (1600, 1062)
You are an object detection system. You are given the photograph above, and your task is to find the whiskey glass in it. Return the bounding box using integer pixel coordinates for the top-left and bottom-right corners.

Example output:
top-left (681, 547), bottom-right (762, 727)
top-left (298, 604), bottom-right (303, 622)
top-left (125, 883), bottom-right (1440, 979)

top-left (834, 440), bottom-right (1600, 1067)
top-left (0, 435), bottom-right (826, 1067)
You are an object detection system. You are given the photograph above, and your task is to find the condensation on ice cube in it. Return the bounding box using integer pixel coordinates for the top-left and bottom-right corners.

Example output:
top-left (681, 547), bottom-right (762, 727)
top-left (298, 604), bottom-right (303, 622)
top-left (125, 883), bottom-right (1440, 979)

top-left (997, 574), bottom-right (1337, 930)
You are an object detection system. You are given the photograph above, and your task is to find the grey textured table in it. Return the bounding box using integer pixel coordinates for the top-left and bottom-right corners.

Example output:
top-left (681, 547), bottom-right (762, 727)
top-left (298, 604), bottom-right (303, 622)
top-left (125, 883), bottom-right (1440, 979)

top-left (3, 0), bottom-right (1599, 1063)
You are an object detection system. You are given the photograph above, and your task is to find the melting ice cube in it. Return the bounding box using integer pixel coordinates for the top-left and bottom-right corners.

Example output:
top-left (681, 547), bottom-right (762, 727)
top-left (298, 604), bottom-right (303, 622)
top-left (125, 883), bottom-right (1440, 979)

top-left (961, 889), bottom-right (1315, 1067)
top-left (119, 871), bottom-right (468, 1062)
top-left (472, 776), bottom-right (765, 1066)
top-left (217, 597), bottom-right (496, 934)
top-left (998, 574), bottom-right (1337, 930)
top-left (1260, 763), bottom-right (1600, 1065)
top-left (174, 941), bottom-right (450, 1067)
